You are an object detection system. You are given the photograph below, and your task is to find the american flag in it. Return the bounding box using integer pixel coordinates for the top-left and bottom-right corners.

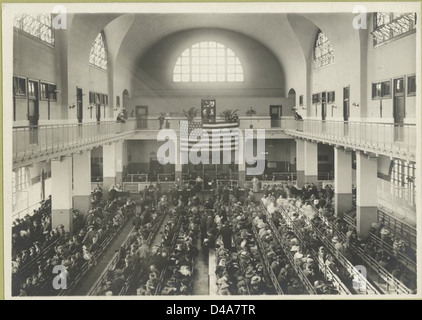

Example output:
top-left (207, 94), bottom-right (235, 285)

top-left (180, 120), bottom-right (240, 153)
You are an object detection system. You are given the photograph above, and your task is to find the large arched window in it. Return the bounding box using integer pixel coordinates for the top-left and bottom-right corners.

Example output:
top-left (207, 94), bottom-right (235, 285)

top-left (173, 41), bottom-right (244, 82)
top-left (89, 32), bottom-right (107, 70)
top-left (312, 31), bottom-right (335, 69)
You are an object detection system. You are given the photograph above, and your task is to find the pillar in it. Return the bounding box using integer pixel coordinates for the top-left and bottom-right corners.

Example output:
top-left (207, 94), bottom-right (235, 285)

top-left (295, 139), bottom-right (305, 187)
top-left (51, 156), bottom-right (73, 232)
top-left (73, 150), bottom-right (91, 213)
top-left (103, 143), bottom-right (117, 193)
top-left (304, 140), bottom-right (318, 185)
top-left (356, 152), bottom-right (378, 238)
top-left (238, 135), bottom-right (246, 189)
top-left (115, 140), bottom-right (124, 186)
top-left (334, 148), bottom-right (353, 217)
top-left (175, 135), bottom-right (182, 186)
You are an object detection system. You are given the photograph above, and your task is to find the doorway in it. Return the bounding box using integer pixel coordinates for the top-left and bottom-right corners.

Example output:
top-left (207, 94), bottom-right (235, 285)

top-left (393, 77), bottom-right (405, 141)
top-left (321, 92), bottom-right (327, 121)
top-left (96, 104), bottom-right (101, 123)
top-left (76, 87), bottom-right (83, 124)
top-left (270, 105), bottom-right (282, 127)
top-left (28, 80), bottom-right (39, 144)
top-left (343, 86), bottom-right (350, 136)
top-left (136, 106), bottom-right (148, 129)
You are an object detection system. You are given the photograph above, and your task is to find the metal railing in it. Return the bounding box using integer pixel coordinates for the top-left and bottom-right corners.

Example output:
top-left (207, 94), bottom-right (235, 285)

top-left (377, 179), bottom-right (416, 224)
top-left (308, 204), bottom-right (413, 294)
top-left (281, 119), bottom-right (416, 160)
top-left (13, 120), bottom-right (137, 164)
top-left (126, 174), bottom-right (148, 183)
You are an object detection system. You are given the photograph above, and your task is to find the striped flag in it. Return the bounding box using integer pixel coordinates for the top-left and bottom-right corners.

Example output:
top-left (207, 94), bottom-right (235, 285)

top-left (180, 120), bottom-right (240, 153)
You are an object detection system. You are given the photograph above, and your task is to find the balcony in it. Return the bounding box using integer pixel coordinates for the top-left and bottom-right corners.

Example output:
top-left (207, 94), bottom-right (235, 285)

top-left (281, 119), bottom-right (416, 161)
top-left (12, 117), bottom-right (416, 169)
top-left (13, 120), bottom-right (137, 169)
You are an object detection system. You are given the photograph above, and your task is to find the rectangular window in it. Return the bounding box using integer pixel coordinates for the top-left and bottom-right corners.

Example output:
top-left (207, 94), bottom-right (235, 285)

top-left (327, 91), bottom-right (335, 103)
top-left (299, 95), bottom-right (303, 106)
top-left (116, 95), bottom-right (120, 107)
top-left (407, 75), bottom-right (416, 96)
top-left (372, 82), bottom-right (381, 99)
top-left (28, 81), bottom-right (36, 98)
top-left (372, 80), bottom-right (391, 99)
top-left (312, 94), bottom-right (319, 104)
top-left (40, 82), bottom-right (57, 101)
top-left (89, 92), bottom-right (95, 104)
top-left (394, 78), bottom-right (404, 94)
top-left (13, 76), bottom-right (27, 98)
top-left (381, 80), bottom-right (391, 98)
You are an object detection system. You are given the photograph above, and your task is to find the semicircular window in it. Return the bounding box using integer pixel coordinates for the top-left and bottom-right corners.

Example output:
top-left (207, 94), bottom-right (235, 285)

top-left (173, 41), bottom-right (244, 82)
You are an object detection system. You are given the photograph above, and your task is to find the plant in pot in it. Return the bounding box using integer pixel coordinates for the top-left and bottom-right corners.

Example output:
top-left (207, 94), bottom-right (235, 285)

top-left (218, 109), bottom-right (239, 123)
top-left (246, 107), bottom-right (257, 128)
top-left (182, 107), bottom-right (199, 122)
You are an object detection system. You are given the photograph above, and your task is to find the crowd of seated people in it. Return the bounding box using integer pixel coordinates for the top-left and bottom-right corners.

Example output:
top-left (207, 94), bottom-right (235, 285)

top-left (12, 195), bottom-right (52, 258)
top-left (12, 188), bottom-right (135, 296)
top-left (157, 199), bottom-right (199, 296)
top-left (204, 193), bottom-right (273, 295)
top-left (261, 182), bottom-right (417, 293)
top-left (93, 194), bottom-right (168, 296)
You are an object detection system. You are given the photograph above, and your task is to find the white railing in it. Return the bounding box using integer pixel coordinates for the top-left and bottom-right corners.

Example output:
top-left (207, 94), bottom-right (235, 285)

top-left (377, 179), bottom-right (416, 226)
top-left (281, 119), bottom-right (416, 159)
top-left (13, 119), bottom-right (137, 162)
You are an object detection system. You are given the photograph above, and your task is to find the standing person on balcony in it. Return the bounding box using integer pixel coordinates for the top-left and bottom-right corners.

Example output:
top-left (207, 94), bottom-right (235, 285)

top-left (158, 113), bottom-right (165, 130)
top-left (165, 113), bottom-right (171, 129)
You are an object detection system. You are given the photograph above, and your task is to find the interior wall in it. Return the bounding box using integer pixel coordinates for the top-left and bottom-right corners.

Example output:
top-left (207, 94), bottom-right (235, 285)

top-left (132, 28), bottom-right (286, 117)
top-left (13, 31), bottom-right (59, 124)
top-left (366, 14), bottom-right (417, 124)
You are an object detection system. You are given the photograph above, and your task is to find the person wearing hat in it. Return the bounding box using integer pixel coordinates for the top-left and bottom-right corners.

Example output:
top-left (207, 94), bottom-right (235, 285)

top-left (332, 237), bottom-right (345, 254)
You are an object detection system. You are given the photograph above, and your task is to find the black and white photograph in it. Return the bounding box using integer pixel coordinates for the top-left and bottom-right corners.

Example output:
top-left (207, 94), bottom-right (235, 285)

top-left (2, 2), bottom-right (421, 299)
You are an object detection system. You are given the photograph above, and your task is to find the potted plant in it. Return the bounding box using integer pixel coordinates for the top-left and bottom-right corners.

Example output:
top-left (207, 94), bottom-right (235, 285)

top-left (246, 107), bottom-right (256, 128)
top-left (182, 107), bottom-right (199, 122)
top-left (218, 109), bottom-right (239, 123)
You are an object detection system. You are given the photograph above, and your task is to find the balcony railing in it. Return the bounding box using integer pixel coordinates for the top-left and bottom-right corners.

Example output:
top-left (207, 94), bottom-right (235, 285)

top-left (13, 117), bottom-right (416, 168)
top-left (281, 119), bottom-right (416, 160)
top-left (13, 119), bottom-right (136, 166)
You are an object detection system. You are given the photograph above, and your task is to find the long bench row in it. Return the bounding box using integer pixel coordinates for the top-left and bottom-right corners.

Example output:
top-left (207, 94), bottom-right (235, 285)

top-left (310, 205), bottom-right (414, 294)
top-left (87, 207), bottom-right (167, 296)
top-left (265, 203), bottom-right (352, 295)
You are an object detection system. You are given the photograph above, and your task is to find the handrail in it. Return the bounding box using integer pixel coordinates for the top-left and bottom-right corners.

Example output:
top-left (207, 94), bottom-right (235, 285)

top-left (154, 213), bottom-right (183, 295)
top-left (266, 203), bottom-right (351, 295)
top-left (304, 204), bottom-right (411, 294)
top-left (269, 200), bottom-right (379, 294)
top-left (263, 206), bottom-right (316, 295)
top-left (296, 207), bottom-right (381, 295)
top-left (250, 224), bottom-right (285, 295)
top-left (87, 226), bottom-right (136, 296)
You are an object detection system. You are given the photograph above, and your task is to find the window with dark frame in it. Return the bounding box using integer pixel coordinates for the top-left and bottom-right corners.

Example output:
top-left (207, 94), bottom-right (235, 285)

top-left (116, 95), bottom-right (120, 107)
top-left (327, 91), bottom-right (335, 103)
top-left (13, 76), bottom-right (27, 97)
top-left (40, 82), bottom-right (57, 101)
top-left (299, 95), bottom-right (303, 106)
top-left (372, 80), bottom-right (391, 99)
top-left (28, 81), bottom-right (36, 98)
top-left (407, 75), bottom-right (416, 96)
